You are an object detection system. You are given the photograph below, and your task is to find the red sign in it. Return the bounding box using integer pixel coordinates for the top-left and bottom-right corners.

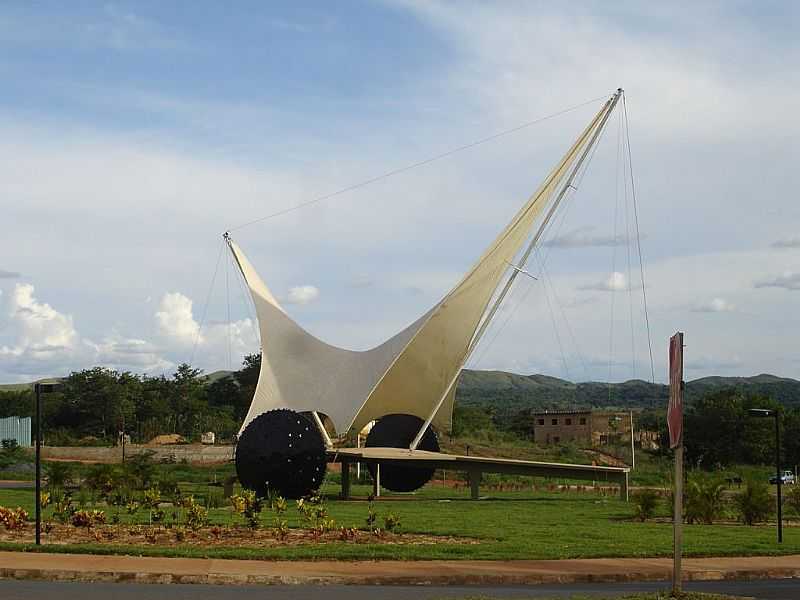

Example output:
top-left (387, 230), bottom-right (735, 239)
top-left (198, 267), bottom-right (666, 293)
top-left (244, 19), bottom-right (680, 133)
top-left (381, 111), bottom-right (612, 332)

top-left (668, 332), bottom-right (684, 448)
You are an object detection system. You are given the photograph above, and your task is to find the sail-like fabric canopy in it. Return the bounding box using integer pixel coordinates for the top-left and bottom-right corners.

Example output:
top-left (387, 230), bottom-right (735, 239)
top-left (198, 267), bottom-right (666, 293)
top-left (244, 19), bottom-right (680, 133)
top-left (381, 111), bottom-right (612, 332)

top-left (229, 239), bottom-right (432, 436)
top-left (231, 95), bottom-right (614, 438)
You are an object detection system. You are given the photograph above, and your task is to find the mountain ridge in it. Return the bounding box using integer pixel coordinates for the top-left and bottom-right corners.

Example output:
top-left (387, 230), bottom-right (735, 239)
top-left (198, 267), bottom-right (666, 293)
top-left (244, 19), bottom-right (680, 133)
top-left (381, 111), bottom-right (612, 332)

top-left (3, 369), bottom-right (797, 412)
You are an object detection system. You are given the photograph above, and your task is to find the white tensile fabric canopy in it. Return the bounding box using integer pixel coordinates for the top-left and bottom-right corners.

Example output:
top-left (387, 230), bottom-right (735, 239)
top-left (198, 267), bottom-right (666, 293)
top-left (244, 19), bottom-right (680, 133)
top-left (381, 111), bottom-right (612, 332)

top-left (230, 96), bottom-right (613, 438)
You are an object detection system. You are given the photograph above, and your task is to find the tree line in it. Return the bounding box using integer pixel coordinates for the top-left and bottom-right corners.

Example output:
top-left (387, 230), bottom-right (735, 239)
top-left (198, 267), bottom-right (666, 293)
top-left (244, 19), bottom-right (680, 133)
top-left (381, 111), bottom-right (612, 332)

top-left (1, 356), bottom-right (799, 471)
top-left (0, 354), bottom-right (261, 445)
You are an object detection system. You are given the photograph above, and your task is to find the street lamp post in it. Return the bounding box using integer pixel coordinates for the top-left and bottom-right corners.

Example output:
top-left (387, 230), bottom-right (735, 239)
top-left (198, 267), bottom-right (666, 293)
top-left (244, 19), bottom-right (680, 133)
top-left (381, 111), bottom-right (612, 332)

top-left (33, 381), bottom-right (62, 546)
top-left (748, 408), bottom-right (782, 543)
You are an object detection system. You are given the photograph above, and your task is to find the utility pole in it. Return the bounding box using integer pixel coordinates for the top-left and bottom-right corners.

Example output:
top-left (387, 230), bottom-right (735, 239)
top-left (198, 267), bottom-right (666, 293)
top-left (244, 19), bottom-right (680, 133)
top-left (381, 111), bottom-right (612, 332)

top-left (747, 408), bottom-right (783, 543)
top-left (34, 380), bottom-right (62, 545)
top-left (776, 411), bottom-right (782, 543)
top-left (668, 332), bottom-right (685, 595)
top-left (630, 410), bottom-right (635, 471)
top-left (34, 383), bottom-right (41, 546)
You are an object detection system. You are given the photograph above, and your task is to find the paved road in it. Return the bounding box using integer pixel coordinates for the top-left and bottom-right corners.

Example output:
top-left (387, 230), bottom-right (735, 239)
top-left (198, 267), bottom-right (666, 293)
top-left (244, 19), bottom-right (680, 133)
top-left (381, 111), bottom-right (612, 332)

top-left (0, 481), bottom-right (33, 489)
top-left (0, 579), bottom-right (798, 599)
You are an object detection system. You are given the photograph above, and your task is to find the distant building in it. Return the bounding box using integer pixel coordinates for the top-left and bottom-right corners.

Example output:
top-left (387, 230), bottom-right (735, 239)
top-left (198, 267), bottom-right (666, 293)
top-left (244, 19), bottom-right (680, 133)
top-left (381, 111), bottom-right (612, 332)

top-left (532, 410), bottom-right (592, 445)
top-left (0, 416), bottom-right (32, 447)
top-left (531, 409), bottom-right (656, 448)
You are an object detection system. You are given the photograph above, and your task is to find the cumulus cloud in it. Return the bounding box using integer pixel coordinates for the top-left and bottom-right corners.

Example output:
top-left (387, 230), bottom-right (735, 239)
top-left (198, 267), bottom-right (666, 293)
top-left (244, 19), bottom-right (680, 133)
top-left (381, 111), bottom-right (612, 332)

top-left (0, 284), bottom-right (178, 378)
top-left (1, 283), bottom-right (78, 357)
top-left (772, 237), bottom-right (800, 249)
top-left (543, 227), bottom-right (636, 249)
top-left (578, 271), bottom-right (629, 292)
top-left (691, 297), bottom-right (736, 313)
top-left (155, 292), bottom-right (202, 346)
top-left (754, 271), bottom-right (800, 291)
top-left (0, 286), bottom-right (260, 381)
top-left (153, 291), bottom-right (259, 368)
top-left (86, 334), bottom-right (174, 372)
top-left (0, 270), bottom-right (20, 279)
top-left (284, 285), bottom-right (320, 305)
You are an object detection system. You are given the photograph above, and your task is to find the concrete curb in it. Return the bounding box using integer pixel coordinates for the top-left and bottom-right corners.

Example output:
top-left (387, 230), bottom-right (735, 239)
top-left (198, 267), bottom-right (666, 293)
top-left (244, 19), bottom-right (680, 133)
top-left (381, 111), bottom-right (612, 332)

top-left (0, 553), bottom-right (799, 586)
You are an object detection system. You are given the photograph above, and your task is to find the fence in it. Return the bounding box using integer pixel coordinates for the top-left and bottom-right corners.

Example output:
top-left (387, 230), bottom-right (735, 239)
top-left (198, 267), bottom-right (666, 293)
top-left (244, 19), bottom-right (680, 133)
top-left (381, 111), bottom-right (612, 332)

top-left (0, 416), bottom-right (32, 447)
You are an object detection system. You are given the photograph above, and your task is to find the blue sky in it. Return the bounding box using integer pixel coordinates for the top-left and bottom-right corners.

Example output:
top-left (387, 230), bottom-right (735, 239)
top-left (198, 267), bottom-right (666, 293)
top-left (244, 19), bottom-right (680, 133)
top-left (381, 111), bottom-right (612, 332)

top-left (1, 1), bottom-right (799, 383)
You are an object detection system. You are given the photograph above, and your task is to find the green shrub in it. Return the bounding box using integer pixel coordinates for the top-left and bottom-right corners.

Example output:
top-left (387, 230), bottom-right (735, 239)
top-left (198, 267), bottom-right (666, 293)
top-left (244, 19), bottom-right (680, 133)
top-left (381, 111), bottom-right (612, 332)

top-left (84, 463), bottom-right (122, 499)
top-left (182, 496), bottom-right (208, 531)
top-left (784, 484), bottom-right (800, 516)
top-left (365, 495), bottom-right (378, 534)
top-left (684, 476), bottom-right (726, 524)
top-left (45, 462), bottom-right (74, 489)
top-left (124, 451), bottom-right (157, 490)
top-left (231, 490), bottom-right (262, 529)
top-left (157, 473), bottom-right (181, 504)
top-left (631, 489), bottom-right (659, 521)
top-left (0, 440), bottom-right (27, 469)
top-left (383, 511), bottom-right (401, 533)
top-left (735, 479), bottom-right (773, 525)
top-left (108, 485), bottom-right (135, 508)
top-left (71, 509), bottom-right (105, 529)
top-left (204, 489), bottom-right (224, 509)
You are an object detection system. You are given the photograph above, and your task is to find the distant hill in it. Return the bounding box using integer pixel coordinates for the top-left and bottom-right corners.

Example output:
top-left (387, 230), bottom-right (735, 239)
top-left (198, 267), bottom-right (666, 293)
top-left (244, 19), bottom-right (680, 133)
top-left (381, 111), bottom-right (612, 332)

top-left (0, 378), bottom-right (64, 392)
top-left (456, 370), bottom-right (800, 415)
top-left (3, 369), bottom-right (798, 413)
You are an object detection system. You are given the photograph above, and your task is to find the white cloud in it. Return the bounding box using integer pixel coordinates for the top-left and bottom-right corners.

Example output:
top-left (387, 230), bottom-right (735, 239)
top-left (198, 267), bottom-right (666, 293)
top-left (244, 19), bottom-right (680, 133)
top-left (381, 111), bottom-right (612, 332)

top-left (691, 297), bottom-right (736, 313)
top-left (155, 292), bottom-right (202, 346)
top-left (87, 334), bottom-right (173, 373)
top-left (0, 269), bottom-right (20, 279)
top-left (285, 285), bottom-right (320, 305)
top-left (1, 2), bottom-right (799, 384)
top-left (1, 283), bottom-right (78, 357)
top-left (579, 271), bottom-right (629, 292)
top-left (152, 292), bottom-right (259, 371)
top-left (0, 285), bottom-right (259, 381)
top-left (755, 271), bottom-right (800, 291)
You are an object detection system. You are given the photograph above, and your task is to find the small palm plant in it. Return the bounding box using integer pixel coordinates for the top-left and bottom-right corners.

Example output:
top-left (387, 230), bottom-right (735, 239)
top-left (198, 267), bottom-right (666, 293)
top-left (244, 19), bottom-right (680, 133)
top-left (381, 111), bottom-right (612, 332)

top-left (734, 479), bottom-right (773, 525)
top-left (631, 489), bottom-right (659, 521)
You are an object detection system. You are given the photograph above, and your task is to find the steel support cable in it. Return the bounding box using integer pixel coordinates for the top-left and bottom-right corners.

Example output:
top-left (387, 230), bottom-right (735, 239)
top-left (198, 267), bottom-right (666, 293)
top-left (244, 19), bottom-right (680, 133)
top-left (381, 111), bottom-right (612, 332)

top-left (537, 258), bottom-right (589, 381)
top-left (537, 119), bottom-right (609, 269)
top-left (225, 250), bottom-right (232, 371)
top-left (190, 239), bottom-right (225, 366)
top-left (622, 93), bottom-right (656, 383)
top-left (608, 110), bottom-right (623, 403)
top-left (623, 118), bottom-right (636, 380)
top-left (227, 95), bottom-right (611, 232)
top-left (535, 250), bottom-right (570, 381)
top-left (468, 105), bottom-right (610, 374)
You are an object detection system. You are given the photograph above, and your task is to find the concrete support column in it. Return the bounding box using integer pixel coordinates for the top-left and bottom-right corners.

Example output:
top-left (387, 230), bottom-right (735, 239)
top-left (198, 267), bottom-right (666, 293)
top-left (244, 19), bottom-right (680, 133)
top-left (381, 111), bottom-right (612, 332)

top-left (373, 463), bottom-right (381, 497)
top-left (341, 460), bottom-right (351, 500)
top-left (468, 470), bottom-right (481, 500)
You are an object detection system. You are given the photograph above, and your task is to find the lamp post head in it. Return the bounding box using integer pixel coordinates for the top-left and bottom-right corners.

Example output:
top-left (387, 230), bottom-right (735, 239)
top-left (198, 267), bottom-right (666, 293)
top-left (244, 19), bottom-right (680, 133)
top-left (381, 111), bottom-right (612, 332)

top-left (34, 380), bottom-right (63, 394)
top-left (747, 408), bottom-right (775, 418)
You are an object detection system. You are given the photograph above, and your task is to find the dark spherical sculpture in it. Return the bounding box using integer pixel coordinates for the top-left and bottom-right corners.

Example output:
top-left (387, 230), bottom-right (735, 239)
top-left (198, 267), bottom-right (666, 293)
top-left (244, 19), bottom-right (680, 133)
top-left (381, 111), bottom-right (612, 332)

top-left (235, 409), bottom-right (327, 499)
top-left (365, 413), bottom-right (440, 492)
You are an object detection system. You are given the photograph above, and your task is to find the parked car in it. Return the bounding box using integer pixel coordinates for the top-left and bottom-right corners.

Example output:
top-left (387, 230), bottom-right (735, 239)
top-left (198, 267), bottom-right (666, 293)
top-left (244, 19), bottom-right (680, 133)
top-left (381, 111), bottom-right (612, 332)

top-left (769, 470), bottom-right (796, 485)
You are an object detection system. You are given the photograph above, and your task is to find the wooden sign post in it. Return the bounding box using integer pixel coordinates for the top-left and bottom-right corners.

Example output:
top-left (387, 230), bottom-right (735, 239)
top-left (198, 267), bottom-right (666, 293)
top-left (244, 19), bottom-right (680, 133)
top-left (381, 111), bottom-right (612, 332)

top-left (668, 332), bottom-right (684, 595)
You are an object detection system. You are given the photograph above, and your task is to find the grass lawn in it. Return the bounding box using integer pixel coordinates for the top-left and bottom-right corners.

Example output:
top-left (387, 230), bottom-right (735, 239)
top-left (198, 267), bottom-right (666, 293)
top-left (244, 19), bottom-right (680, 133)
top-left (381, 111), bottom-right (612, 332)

top-left (0, 477), bottom-right (798, 561)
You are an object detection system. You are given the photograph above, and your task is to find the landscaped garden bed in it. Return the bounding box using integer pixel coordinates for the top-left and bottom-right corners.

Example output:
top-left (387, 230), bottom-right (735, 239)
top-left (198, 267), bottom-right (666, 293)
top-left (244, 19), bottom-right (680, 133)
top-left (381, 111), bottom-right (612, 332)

top-left (0, 521), bottom-right (476, 549)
